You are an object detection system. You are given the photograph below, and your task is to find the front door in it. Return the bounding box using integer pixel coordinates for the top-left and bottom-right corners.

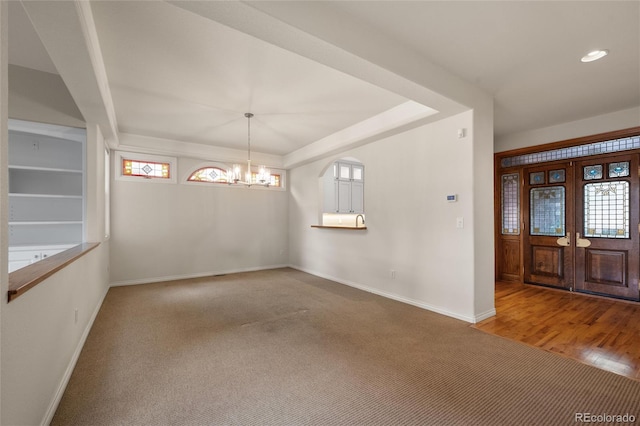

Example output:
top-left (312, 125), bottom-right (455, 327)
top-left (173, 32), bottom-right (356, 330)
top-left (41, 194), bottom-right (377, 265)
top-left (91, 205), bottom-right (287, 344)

top-left (523, 162), bottom-right (574, 290)
top-left (574, 155), bottom-right (639, 299)
top-left (523, 154), bottom-right (640, 300)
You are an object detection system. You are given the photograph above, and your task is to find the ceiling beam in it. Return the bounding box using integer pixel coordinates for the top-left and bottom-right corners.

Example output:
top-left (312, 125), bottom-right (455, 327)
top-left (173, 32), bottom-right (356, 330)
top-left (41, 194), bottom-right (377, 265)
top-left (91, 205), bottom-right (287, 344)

top-left (20, 1), bottom-right (119, 146)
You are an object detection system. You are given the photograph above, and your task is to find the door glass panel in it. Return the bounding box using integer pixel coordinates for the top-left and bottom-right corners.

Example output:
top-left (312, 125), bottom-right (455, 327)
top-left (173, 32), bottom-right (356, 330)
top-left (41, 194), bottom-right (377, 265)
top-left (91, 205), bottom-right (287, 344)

top-left (339, 165), bottom-right (350, 179)
top-left (529, 172), bottom-right (545, 185)
top-left (530, 186), bottom-right (565, 236)
top-left (548, 169), bottom-right (565, 183)
top-left (608, 162), bottom-right (630, 178)
top-left (584, 181), bottom-right (629, 238)
top-left (353, 167), bottom-right (363, 180)
top-left (583, 165), bottom-right (603, 180)
top-left (501, 173), bottom-right (520, 235)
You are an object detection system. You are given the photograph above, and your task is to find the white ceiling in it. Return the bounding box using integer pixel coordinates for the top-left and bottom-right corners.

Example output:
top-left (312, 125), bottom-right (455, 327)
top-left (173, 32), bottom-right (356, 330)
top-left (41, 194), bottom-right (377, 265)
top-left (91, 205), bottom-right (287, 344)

top-left (8, 1), bottom-right (640, 161)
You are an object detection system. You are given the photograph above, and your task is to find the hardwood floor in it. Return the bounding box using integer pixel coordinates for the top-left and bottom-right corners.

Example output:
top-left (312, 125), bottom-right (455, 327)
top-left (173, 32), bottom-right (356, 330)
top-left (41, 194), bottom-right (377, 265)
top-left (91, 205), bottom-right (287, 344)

top-left (473, 281), bottom-right (640, 381)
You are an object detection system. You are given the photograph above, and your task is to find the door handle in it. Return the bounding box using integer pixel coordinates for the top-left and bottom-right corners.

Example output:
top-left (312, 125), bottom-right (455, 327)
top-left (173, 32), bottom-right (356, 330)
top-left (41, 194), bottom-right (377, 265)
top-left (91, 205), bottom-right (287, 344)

top-left (576, 232), bottom-right (592, 248)
top-left (556, 233), bottom-right (570, 247)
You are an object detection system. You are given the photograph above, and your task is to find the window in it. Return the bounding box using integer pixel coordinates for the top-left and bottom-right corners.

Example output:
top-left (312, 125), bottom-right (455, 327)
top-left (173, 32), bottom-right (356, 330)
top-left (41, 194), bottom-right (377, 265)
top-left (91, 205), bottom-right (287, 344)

top-left (529, 186), bottom-right (565, 237)
top-left (186, 164), bottom-right (284, 189)
top-left (501, 135), bottom-right (640, 167)
top-left (123, 159), bottom-right (170, 179)
top-left (501, 173), bottom-right (520, 235)
top-left (188, 167), bottom-right (229, 183)
top-left (116, 151), bottom-right (177, 183)
top-left (104, 146), bottom-right (111, 239)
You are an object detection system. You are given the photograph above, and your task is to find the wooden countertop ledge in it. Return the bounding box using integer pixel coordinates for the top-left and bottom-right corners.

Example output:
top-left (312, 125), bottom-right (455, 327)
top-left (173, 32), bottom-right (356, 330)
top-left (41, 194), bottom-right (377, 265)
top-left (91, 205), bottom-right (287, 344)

top-left (8, 242), bottom-right (100, 302)
top-left (311, 225), bottom-right (367, 230)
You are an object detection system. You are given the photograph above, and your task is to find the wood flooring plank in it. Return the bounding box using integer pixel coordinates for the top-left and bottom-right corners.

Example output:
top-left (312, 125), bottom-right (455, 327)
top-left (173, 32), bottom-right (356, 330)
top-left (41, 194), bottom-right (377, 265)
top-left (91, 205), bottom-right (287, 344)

top-left (473, 282), bottom-right (640, 381)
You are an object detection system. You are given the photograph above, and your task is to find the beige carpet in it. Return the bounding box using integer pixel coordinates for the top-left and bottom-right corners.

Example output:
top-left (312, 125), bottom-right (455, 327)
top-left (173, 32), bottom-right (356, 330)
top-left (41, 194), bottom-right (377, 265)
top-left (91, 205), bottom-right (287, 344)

top-left (53, 268), bottom-right (640, 425)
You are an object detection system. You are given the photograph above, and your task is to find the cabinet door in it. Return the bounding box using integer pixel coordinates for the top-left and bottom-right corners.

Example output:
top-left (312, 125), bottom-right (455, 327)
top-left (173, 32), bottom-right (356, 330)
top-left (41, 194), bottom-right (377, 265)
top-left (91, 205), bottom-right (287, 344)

top-left (337, 180), bottom-right (352, 213)
top-left (351, 182), bottom-right (364, 213)
top-left (323, 173), bottom-right (338, 212)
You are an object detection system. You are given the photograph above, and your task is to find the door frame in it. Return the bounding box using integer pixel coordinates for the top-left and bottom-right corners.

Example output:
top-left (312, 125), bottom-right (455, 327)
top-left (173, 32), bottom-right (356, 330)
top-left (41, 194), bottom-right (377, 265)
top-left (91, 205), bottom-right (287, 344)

top-left (494, 127), bottom-right (640, 301)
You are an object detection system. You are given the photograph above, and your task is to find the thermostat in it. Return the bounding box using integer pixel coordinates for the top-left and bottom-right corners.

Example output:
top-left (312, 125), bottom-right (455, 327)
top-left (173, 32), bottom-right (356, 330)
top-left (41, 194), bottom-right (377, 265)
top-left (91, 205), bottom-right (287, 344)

top-left (447, 194), bottom-right (457, 202)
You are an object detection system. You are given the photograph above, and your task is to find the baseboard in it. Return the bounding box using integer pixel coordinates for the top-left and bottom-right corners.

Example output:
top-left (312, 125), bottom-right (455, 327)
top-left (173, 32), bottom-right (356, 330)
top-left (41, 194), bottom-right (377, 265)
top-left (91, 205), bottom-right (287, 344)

top-left (42, 286), bottom-right (110, 426)
top-left (290, 265), bottom-right (492, 324)
top-left (110, 264), bottom-right (290, 287)
top-left (474, 308), bottom-right (497, 323)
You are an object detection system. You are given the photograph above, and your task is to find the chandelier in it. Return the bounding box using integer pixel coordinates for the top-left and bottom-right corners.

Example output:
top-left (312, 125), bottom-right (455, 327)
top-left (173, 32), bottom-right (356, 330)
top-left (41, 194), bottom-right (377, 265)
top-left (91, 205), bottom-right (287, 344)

top-left (228, 112), bottom-right (271, 187)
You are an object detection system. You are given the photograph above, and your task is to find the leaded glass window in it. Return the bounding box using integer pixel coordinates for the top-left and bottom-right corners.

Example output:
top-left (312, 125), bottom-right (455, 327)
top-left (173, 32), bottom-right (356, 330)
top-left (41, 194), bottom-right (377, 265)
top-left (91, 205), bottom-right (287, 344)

top-left (188, 167), bottom-right (282, 188)
top-left (584, 181), bottom-right (629, 239)
top-left (608, 162), bottom-right (630, 178)
top-left (501, 135), bottom-right (640, 167)
top-left (501, 173), bottom-right (520, 235)
top-left (548, 169), bottom-right (565, 183)
top-left (529, 172), bottom-right (545, 185)
top-left (188, 167), bottom-right (229, 183)
top-left (250, 172), bottom-right (281, 187)
top-left (583, 165), bottom-right (603, 180)
top-left (122, 159), bottom-right (170, 179)
top-left (530, 186), bottom-right (565, 236)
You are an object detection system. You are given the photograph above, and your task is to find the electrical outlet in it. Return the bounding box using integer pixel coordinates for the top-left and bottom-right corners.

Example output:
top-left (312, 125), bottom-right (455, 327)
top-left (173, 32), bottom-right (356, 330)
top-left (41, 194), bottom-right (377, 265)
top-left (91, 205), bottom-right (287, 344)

top-left (390, 269), bottom-right (396, 279)
top-left (74, 308), bottom-right (79, 324)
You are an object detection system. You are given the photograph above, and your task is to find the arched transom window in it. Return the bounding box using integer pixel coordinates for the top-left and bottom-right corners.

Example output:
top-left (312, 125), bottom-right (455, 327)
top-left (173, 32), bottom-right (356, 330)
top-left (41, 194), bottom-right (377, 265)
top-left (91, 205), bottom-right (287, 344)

top-left (187, 167), bottom-right (229, 184)
top-left (187, 166), bottom-right (282, 187)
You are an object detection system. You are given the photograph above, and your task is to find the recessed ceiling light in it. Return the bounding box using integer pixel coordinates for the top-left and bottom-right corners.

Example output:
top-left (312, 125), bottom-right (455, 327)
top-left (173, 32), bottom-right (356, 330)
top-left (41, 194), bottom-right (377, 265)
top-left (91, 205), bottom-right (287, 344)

top-left (581, 49), bottom-right (609, 63)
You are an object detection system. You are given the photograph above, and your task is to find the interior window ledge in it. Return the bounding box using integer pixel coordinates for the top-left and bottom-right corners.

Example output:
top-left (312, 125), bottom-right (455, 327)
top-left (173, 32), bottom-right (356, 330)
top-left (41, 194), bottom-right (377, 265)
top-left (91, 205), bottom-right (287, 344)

top-left (7, 242), bottom-right (100, 302)
top-left (311, 225), bottom-right (367, 230)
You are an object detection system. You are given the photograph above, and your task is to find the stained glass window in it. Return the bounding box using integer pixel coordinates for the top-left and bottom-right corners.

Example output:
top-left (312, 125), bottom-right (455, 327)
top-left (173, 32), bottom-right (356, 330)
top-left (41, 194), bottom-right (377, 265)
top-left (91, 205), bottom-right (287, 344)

top-left (608, 162), bottom-right (630, 178)
top-left (584, 181), bottom-right (629, 239)
top-left (122, 159), bottom-right (170, 179)
top-left (251, 172), bottom-right (281, 187)
top-left (529, 172), bottom-right (545, 185)
top-left (530, 186), bottom-right (565, 236)
top-left (501, 173), bottom-right (520, 235)
top-left (548, 169), bottom-right (565, 183)
top-left (188, 167), bottom-right (281, 188)
top-left (501, 135), bottom-right (640, 167)
top-left (188, 167), bottom-right (229, 183)
top-left (583, 165), bottom-right (603, 180)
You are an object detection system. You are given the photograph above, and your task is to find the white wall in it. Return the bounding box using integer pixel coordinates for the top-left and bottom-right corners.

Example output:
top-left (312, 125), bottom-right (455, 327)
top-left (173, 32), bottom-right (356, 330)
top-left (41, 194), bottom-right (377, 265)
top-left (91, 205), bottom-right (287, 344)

top-left (1, 67), bottom-right (109, 424)
top-left (289, 110), bottom-right (492, 322)
top-left (8, 65), bottom-right (85, 129)
top-left (109, 156), bottom-right (289, 285)
top-left (0, 5), bottom-right (8, 422)
top-left (1, 243), bottom-right (109, 426)
top-left (495, 106), bottom-right (640, 153)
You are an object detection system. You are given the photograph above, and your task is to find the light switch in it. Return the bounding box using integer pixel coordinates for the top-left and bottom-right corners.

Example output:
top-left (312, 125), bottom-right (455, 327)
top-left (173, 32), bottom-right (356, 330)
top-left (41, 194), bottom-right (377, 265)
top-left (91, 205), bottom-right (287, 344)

top-left (456, 217), bottom-right (464, 229)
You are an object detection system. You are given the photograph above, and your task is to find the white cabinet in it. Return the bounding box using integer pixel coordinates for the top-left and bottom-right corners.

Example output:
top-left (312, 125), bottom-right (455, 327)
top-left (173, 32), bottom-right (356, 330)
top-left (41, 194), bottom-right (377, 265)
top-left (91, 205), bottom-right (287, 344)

top-left (8, 245), bottom-right (75, 273)
top-left (323, 161), bottom-right (364, 213)
top-left (8, 120), bottom-right (85, 271)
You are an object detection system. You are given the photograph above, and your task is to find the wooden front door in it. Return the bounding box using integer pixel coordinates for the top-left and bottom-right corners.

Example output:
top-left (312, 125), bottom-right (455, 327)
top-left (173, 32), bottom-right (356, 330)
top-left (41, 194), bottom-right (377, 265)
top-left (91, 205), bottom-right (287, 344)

top-left (574, 155), bottom-right (639, 299)
top-left (523, 163), bottom-right (574, 290)
top-left (523, 154), bottom-right (640, 300)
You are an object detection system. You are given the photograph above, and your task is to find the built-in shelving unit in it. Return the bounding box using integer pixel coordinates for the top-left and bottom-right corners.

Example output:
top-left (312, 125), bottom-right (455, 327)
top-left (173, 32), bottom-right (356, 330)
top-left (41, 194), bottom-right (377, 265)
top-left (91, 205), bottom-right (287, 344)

top-left (8, 119), bottom-right (86, 272)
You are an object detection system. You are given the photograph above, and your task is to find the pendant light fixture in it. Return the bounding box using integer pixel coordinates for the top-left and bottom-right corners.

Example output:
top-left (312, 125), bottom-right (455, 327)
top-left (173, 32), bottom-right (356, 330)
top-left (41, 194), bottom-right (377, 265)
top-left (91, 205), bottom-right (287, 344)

top-left (228, 113), bottom-right (271, 187)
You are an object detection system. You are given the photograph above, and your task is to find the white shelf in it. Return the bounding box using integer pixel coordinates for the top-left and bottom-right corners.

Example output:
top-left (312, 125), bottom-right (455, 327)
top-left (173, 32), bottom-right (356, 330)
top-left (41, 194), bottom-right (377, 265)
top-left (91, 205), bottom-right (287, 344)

top-left (8, 165), bottom-right (82, 173)
top-left (9, 193), bottom-right (83, 199)
top-left (8, 121), bottom-right (86, 247)
top-left (9, 221), bottom-right (83, 226)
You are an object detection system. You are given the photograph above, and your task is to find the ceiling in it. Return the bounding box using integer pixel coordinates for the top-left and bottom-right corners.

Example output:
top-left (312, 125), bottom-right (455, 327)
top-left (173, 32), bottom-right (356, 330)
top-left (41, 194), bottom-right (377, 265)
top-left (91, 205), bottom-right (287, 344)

top-left (8, 1), bottom-right (640, 163)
